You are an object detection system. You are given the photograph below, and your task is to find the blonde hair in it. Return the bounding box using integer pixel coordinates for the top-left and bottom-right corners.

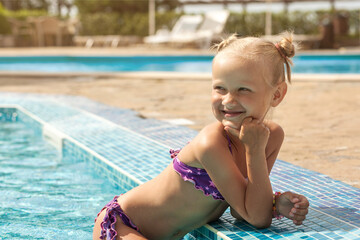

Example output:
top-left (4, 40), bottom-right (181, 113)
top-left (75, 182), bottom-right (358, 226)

top-left (213, 32), bottom-right (296, 86)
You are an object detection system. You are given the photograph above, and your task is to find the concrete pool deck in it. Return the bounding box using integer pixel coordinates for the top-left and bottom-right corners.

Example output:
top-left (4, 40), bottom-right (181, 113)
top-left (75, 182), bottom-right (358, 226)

top-left (1, 92), bottom-right (359, 239)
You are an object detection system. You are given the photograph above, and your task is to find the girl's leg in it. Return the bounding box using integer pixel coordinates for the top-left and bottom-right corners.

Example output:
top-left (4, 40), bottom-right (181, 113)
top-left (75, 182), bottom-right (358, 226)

top-left (113, 216), bottom-right (147, 240)
top-left (93, 209), bottom-right (147, 240)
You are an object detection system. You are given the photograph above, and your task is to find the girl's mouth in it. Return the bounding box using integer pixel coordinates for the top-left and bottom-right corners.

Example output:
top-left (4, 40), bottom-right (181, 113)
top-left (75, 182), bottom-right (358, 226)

top-left (221, 110), bottom-right (245, 118)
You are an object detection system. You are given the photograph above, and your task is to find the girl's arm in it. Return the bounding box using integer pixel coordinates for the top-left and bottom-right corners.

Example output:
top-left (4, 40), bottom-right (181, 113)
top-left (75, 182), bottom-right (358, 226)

top-left (228, 122), bottom-right (310, 226)
top-left (230, 141), bottom-right (281, 222)
top-left (229, 121), bottom-right (284, 222)
top-left (196, 118), bottom-right (279, 228)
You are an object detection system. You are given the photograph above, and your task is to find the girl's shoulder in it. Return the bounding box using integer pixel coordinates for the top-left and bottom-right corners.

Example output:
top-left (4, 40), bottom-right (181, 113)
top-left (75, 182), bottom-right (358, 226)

top-left (263, 120), bottom-right (285, 155)
top-left (197, 122), bottom-right (224, 143)
top-left (191, 122), bottom-right (228, 156)
top-left (264, 120), bottom-right (284, 141)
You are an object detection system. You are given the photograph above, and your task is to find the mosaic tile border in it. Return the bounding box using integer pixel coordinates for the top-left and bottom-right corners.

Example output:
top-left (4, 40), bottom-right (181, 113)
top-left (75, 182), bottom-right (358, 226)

top-left (0, 92), bottom-right (359, 240)
top-left (0, 105), bottom-right (228, 240)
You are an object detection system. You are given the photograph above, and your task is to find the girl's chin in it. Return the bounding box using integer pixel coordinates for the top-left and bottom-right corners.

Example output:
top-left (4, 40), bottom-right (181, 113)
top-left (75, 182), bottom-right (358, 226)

top-left (222, 120), bottom-right (241, 130)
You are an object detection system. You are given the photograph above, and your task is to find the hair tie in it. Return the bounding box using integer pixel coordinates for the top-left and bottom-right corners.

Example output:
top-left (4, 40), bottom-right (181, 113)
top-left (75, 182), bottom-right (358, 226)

top-left (275, 43), bottom-right (288, 61)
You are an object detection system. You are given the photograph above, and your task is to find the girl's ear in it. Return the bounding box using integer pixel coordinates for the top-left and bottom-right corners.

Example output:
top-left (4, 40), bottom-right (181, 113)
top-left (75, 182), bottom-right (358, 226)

top-left (271, 81), bottom-right (287, 107)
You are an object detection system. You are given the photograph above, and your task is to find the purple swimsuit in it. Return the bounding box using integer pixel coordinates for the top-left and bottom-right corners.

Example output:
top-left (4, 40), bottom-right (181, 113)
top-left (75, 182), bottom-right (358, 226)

top-left (171, 134), bottom-right (233, 201)
top-left (96, 136), bottom-right (232, 239)
top-left (95, 196), bottom-right (139, 240)
top-left (171, 149), bottom-right (225, 201)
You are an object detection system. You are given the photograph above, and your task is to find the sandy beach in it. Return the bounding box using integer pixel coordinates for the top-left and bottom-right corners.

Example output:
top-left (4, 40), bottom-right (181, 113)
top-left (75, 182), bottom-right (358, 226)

top-left (0, 47), bottom-right (359, 189)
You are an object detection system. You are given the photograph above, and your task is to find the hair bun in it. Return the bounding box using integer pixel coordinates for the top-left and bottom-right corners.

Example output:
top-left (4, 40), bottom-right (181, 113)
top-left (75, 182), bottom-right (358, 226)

top-left (277, 35), bottom-right (295, 58)
top-left (214, 34), bottom-right (238, 52)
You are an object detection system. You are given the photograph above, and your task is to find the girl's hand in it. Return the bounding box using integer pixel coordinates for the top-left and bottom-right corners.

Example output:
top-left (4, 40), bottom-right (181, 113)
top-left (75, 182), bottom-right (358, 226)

top-left (225, 117), bottom-right (270, 151)
top-left (277, 191), bottom-right (309, 225)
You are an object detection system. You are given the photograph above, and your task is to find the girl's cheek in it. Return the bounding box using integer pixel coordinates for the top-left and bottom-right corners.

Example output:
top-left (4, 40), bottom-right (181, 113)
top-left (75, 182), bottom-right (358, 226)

top-left (211, 96), bottom-right (222, 108)
top-left (239, 95), bottom-right (251, 104)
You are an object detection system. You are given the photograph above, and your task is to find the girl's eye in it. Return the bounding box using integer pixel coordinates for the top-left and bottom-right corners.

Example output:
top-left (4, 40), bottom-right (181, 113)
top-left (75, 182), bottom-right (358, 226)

top-left (238, 87), bottom-right (251, 92)
top-left (214, 86), bottom-right (225, 91)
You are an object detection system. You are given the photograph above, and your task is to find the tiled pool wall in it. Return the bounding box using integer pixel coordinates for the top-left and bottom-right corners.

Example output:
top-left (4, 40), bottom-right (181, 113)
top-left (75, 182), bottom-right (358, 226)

top-left (1, 92), bottom-right (359, 240)
top-left (1, 106), bottom-right (143, 193)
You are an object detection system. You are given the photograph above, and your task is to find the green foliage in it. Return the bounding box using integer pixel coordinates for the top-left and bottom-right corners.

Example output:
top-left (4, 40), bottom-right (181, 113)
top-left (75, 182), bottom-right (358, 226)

top-left (118, 13), bottom-right (149, 36)
top-left (74, 0), bottom-right (182, 35)
top-left (348, 10), bottom-right (360, 37)
top-left (274, 11), bottom-right (320, 35)
top-left (75, 0), bottom-right (124, 14)
top-left (0, 2), bottom-right (47, 19)
top-left (73, 0), bottom-right (358, 37)
top-left (225, 11), bottom-right (324, 36)
top-left (0, 3), bottom-right (11, 34)
top-left (155, 11), bottom-right (182, 32)
top-left (78, 11), bottom-right (182, 36)
top-left (0, 0), bottom-right (49, 11)
top-left (74, 0), bottom-right (180, 14)
top-left (5, 9), bottom-right (47, 20)
top-left (0, 17), bottom-right (9, 35)
top-left (0, 2), bottom-right (48, 34)
top-left (225, 12), bottom-right (271, 36)
top-left (225, 10), bottom-right (359, 37)
top-left (74, 3), bottom-right (359, 38)
top-left (79, 13), bottom-right (120, 36)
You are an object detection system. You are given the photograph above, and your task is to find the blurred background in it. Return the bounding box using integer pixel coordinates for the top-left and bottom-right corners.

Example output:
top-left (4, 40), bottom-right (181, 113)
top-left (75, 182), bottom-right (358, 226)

top-left (0, 0), bottom-right (359, 49)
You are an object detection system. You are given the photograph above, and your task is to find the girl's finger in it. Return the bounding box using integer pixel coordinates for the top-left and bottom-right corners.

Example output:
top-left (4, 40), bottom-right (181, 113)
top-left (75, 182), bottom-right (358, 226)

top-left (290, 208), bottom-right (308, 217)
top-left (295, 200), bottom-right (310, 209)
top-left (292, 213), bottom-right (306, 222)
top-left (241, 117), bottom-right (253, 124)
top-left (293, 220), bottom-right (303, 225)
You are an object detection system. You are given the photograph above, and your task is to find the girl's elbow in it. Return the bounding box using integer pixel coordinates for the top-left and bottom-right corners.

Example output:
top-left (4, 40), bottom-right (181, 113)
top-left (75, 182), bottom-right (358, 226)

top-left (230, 204), bottom-right (273, 228)
top-left (230, 207), bottom-right (244, 221)
top-left (231, 209), bottom-right (272, 228)
top-left (249, 216), bottom-right (273, 229)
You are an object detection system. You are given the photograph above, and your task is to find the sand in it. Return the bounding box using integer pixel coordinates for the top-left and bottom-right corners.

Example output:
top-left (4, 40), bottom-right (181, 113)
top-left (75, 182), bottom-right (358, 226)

top-left (0, 47), bottom-right (359, 189)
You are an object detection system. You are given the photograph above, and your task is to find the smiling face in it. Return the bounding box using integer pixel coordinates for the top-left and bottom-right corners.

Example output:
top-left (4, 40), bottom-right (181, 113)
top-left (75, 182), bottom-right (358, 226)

top-left (211, 54), bottom-right (276, 130)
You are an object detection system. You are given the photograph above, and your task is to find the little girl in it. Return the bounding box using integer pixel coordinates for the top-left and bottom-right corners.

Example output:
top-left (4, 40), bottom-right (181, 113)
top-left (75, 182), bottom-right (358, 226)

top-left (93, 32), bottom-right (309, 240)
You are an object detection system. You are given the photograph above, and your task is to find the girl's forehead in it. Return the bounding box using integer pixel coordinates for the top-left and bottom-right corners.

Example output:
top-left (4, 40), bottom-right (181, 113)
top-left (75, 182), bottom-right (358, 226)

top-left (213, 54), bottom-right (258, 69)
top-left (212, 55), bottom-right (273, 86)
top-left (213, 56), bottom-right (256, 76)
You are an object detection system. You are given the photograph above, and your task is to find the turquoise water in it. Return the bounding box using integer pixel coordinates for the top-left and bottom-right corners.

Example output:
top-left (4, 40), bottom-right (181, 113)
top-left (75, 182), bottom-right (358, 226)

top-left (0, 54), bottom-right (359, 73)
top-left (0, 121), bottom-right (120, 239)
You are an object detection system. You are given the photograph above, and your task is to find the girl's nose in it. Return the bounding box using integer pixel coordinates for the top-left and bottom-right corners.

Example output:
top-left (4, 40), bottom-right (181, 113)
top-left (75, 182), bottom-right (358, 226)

top-left (222, 93), bottom-right (236, 106)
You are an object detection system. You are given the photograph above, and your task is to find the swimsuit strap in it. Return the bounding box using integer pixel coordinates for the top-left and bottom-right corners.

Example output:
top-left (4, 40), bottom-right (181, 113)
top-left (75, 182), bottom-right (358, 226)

top-left (226, 132), bottom-right (233, 155)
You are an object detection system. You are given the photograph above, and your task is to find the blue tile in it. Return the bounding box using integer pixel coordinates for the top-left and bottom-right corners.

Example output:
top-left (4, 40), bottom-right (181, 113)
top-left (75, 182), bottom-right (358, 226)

top-left (1, 92), bottom-right (360, 240)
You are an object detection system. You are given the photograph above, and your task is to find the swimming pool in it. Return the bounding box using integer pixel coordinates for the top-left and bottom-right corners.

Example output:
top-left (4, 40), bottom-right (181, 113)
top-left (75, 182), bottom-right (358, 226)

top-left (0, 54), bottom-right (359, 74)
top-left (0, 117), bottom-right (121, 239)
top-left (1, 94), bottom-right (360, 240)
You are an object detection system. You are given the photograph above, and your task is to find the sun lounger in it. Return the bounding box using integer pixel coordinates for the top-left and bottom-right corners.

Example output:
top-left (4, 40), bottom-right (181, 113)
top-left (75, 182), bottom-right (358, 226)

top-left (168, 10), bottom-right (230, 48)
top-left (144, 15), bottom-right (203, 45)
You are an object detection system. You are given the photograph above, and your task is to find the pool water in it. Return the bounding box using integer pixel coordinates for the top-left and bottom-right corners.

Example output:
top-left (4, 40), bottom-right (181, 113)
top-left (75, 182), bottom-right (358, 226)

top-left (0, 121), bottom-right (120, 239)
top-left (293, 54), bottom-right (360, 74)
top-left (0, 54), bottom-right (359, 73)
top-left (0, 56), bottom-right (212, 73)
